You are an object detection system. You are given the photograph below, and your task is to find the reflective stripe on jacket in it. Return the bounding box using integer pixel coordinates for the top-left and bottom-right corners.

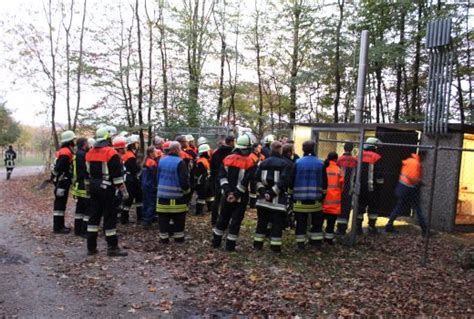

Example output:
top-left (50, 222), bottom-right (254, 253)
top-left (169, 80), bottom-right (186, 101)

top-left (71, 148), bottom-right (89, 198)
top-left (361, 150), bottom-right (383, 192)
top-left (322, 161), bottom-right (344, 215)
top-left (399, 153), bottom-right (421, 187)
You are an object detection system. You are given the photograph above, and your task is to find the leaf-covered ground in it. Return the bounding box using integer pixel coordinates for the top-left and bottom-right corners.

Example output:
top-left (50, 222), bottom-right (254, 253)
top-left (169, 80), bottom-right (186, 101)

top-left (1, 173), bottom-right (473, 317)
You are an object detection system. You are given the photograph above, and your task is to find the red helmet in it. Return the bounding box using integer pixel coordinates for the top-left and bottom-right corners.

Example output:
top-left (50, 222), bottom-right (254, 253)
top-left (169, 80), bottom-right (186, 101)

top-left (163, 141), bottom-right (171, 150)
top-left (112, 136), bottom-right (127, 149)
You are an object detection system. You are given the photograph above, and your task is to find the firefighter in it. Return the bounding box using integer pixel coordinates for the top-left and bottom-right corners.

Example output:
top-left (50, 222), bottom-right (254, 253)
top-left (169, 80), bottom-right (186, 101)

top-left (253, 141), bottom-right (293, 253)
top-left (286, 140), bottom-right (300, 162)
top-left (262, 134), bottom-right (275, 158)
top-left (322, 152), bottom-right (344, 245)
top-left (194, 144), bottom-right (214, 215)
top-left (142, 146), bottom-right (158, 229)
top-left (52, 130), bottom-right (76, 234)
top-left (156, 141), bottom-right (191, 243)
top-left (4, 145), bottom-right (16, 180)
top-left (282, 143), bottom-right (296, 229)
top-left (154, 136), bottom-right (164, 160)
top-left (121, 135), bottom-right (143, 224)
top-left (385, 151), bottom-right (427, 236)
top-left (357, 137), bottom-right (384, 235)
top-left (336, 142), bottom-right (357, 235)
top-left (212, 133), bottom-right (256, 251)
top-left (71, 137), bottom-right (90, 236)
top-left (86, 127), bottom-right (128, 257)
top-left (186, 134), bottom-right (198, 155)
top-left (210, 136), bottom-right (235, 226)
top-left (248, 143), bottom-right (265, 208)
top-left (289, 140), bottom-right (328, 250)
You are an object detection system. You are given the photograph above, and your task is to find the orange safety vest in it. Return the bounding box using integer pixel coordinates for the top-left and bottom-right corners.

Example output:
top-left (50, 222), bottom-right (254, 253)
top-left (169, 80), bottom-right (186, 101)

top-left (122, 150), bottom-right (136, 163)
top-left (56, 147), bottom-right (74, 162)
top-left (322, 160), bottom-right (345, 215)
top-left (196, 157), bottom-right (211, 171)
top-left (249, 152), bottom-right (265, 164)
top-left (399, 153), bottom-right (422, 187)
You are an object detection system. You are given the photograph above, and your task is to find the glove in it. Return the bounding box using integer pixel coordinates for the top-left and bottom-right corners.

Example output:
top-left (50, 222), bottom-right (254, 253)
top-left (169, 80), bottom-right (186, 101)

top-left (226, 192), bottom-right (236, 203)
top-left (264, 192), bottom-right (273, 202)
top-left (120, 185), bottom-right (129, 201)
top-left (56, 188), bottom-right (65, 197)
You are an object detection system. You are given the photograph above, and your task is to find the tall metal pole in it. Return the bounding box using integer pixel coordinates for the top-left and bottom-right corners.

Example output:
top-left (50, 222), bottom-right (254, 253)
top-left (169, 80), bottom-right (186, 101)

top-left (354, 30), bottom-right (369, 124)
top-left (349, 128), bottom-right (365, 247)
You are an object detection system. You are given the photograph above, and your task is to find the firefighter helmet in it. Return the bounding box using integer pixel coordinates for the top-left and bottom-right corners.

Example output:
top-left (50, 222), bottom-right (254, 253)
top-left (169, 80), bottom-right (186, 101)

top-left (87, 138), bottom-right (96, 148)
top-left (263, 134), bottom-right (275, 145)
top-left (186, 134), bottom-right (195, 143)
top-left (60, 130), bottom-right (76, 143)
top-left (364, 137), bottom-right (380, 150)
top-left (96, 127), bottom-right (111, 142)
top-left (127, 134), bottom-right (140, 146)
top-left (105, 125), bottom-right (117, 137)
top-left (112, 136), bottom-right (127, 149)
top-left (198, 144), bottom-right (211, 154)
top-left (236, 133), bottom-right (255, 149)
top-left (197, 137), bottom-right (208, 147)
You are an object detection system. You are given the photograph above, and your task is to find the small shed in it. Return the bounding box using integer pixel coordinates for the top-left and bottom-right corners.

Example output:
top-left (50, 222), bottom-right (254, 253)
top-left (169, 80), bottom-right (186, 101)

top-left (292, 123), bottom-right (474, 233)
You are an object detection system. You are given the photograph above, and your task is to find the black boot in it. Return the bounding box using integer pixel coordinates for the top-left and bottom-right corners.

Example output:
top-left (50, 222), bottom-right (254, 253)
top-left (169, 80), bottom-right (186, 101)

top-left (212, 234), bottom-right (222, 248)
top-left (107, 247), bottom-right (128, 257)
top-left (195, 204), bottom-right (204, 216)
top-left (253, 241), bottom-right (263, 250)
top-left (120, 210), bottom-right (129, 224)
top-left (324, 238), bottom-right (335, 246)
top-left (136, 206), bottom-right (143, 223)
top-left (74, 218), bottom-right (83, 236)
top-left (270, 245), bottom-right (282, 253)
top-left (225, 240), bottom-right (236, 252)
top-left (249, 197), bottom-right (257, 209)
top-left (160, 237), bottom-right (170, 244)
top-left (309, 239), bottom-right (322, 249)
top-left (297, 242), bottom-right (305, 251)
top-left (368, 219), bottom-right (378, 235)
top-left (336, 223), bottom-right (347, 236)
top-left (87, 234), bottom-right (98, 255)
top-left (385, 223), bottom-right (398, 233)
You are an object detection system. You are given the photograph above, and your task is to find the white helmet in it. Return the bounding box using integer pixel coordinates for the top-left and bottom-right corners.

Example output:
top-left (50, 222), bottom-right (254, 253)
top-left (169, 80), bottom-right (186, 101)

top-left (198, 144), bottom-right (211, 154)
top-left (105, 125), bottom-right (117, 137)
top-left (197, 137), bottom-right (208, 147)
top-left (60, 130), bottom-right (76, 143)
top-left (118, 131), bottom-right (129, 138)
top-left (127, 134), bottom-right (140, 146)
top-left (236, 133), bottom-right (255, 149)
top-left (185, 134), bottom-right (195, 143)
top-left (87, 138), bottom-right (96, 148)
top-left (263, 134), bottom-right (275, 144)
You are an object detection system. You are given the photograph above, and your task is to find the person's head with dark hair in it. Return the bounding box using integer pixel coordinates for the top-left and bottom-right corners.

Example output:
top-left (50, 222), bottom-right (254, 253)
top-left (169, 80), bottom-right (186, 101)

top-left (252, 143), bottom-right (262, 154)
top-left (302, 140), bottom-right (316, 156)
top-left (344, 142), bottom-right (354, 153)
top-left (287, 140), bottom-right (295, 144)
top-left (146, 146), bottom-right (156, 158)
top-left (8, 145), bottom-right (13, 150)
top-left (282, 143), bottom-right (294, 159)
top-left (324, 151), bottom-right (338, 167)
top-left (225, 135), bottom-right (235, 148)
top-left (270, 141), bottom-right (283, 155)
top-left (176, 135), bottom-right (188, 149)
top-left (76, 137), bottom-right (88, 150)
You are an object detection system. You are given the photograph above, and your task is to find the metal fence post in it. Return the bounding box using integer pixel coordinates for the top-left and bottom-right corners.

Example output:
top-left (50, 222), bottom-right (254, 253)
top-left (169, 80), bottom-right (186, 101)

top-left (348, 128), bottom-right (365, 247)
top-left (422, 135), bottom-right (440, 266)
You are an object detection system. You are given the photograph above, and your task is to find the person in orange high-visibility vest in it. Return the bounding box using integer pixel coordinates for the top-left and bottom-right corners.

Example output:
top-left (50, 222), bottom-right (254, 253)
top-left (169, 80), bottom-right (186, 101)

top-left (386, 151), bottom-right (427, 236)
top-left (322, 152), bottom-right (344, 245)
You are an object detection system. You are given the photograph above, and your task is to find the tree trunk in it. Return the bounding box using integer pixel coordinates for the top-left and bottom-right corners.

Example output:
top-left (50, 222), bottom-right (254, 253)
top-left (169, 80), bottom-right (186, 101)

top-left (375, 66), bottom-right (383, 123)
top-left (214, 0), bottom-right (226, 124)
top-left (145, 0), bottom-right (154, 146)
top-left (118, 5), bottom-right (132, 127)
top-left (456, 56), bottom-right (465, 123)
top-left (411, 0), bottom-right (423, 119)
top-left (136, 0), bottom-right (145, 151)
top-left (46, 0), bottom-right (59, 149)
top-left (289, 1), bottom-right (301, 124)
top-left (394, 6), bottom-right (405, 123)
top-left (126, 16), bottom-right (135, 128)
top-left (255, 2), bottom-right (264, 138)
top-left (62, 0), bottom-right (74, 130)
top-left (73, 0), bottom-right (86, 131)
top-left (157, 0), bottom-right (169, 127)
top-left (333, 0), bottom-right (344, 123)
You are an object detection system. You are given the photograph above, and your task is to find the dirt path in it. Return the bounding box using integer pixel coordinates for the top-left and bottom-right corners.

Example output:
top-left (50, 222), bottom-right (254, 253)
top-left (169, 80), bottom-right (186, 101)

top-left (0, 167), bottom-right (196, 318)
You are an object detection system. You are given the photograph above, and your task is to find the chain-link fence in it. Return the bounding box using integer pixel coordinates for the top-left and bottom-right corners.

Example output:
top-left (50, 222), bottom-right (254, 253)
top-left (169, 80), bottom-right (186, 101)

top-left (310, 127), bottom-right (474, 265)
top-left (155, 126), bottom-right (231, 148)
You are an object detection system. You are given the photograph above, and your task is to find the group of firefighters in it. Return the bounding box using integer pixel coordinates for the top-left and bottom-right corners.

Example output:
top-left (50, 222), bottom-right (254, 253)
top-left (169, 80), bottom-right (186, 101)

top-left (50, 125), bottom-right (427, 256)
